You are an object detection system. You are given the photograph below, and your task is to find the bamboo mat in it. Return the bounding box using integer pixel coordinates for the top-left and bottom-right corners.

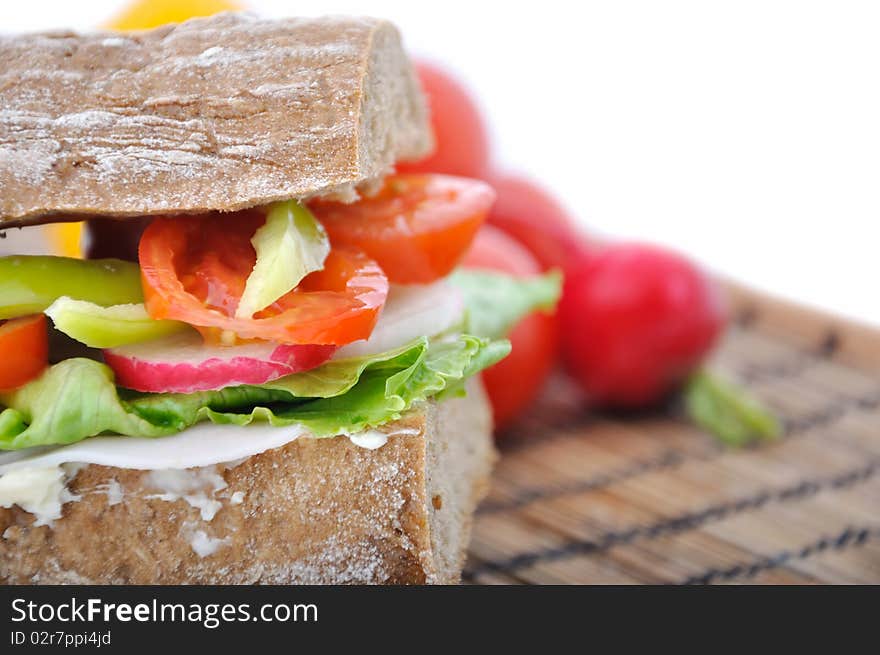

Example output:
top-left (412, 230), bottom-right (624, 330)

top-left (464, 285), bottom-right (880, 584)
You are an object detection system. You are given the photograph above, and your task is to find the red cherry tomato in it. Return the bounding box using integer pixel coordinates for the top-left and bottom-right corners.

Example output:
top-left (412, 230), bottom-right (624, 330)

top-left (139, 211), bottom-right (388, 346)
top-left (397, 62), bottom-right (491, 178)
top-left (0, 314), bottom-right (48, 391)
top-left (462, 226), bottom-right (558, 431)
top-left (310, 175), bottom-right (494, 284)
top-left (485, 172), bottom-right (591, 272)
top-left (560, 243), bottom-right (726, 408)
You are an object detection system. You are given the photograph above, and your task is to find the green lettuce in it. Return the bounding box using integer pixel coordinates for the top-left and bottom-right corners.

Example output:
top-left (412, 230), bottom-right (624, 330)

top-left (0, 269), bottom-right (559, 450)
top-left (450, 269), bottom-right (561, 338)
top-left (236, 201), bottom-right (330, 319)
top-left (0, 335), bottom-right (507, 450)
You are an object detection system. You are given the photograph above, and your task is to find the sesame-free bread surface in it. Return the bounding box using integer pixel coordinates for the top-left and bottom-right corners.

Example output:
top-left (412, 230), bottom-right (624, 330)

top-left (0, 13), bottom-right (431, 227)
top-left (0, 379), bottom-right (494, 585)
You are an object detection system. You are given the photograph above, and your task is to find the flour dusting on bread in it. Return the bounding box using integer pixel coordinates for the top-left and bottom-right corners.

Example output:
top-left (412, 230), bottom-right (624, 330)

top-left (0, 13), bottom-right (431, 226)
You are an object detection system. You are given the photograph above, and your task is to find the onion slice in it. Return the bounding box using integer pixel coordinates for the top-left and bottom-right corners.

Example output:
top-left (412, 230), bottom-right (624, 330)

top-left (334, 281), bottom-right (464, 359)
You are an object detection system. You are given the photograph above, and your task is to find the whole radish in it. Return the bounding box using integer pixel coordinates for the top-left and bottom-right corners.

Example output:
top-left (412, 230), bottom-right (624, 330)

top-left (560, 243), bottom-right (726, 407)
top-left (560, 242), bottom-right (779, 445)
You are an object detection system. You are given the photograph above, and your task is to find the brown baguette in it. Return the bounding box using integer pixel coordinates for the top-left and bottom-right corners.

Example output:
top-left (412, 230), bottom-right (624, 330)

top-left (0, 13), bottom-right (431, 227)
top-left (0, 379), bottom-right (494, 585)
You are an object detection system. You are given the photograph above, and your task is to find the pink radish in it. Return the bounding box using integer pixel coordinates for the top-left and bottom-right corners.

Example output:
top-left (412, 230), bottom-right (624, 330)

top-left (104, 332), bottom-right (335, 393)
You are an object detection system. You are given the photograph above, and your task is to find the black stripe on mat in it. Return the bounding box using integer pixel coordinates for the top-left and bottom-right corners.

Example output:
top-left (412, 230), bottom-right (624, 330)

top-left (460, 559), bottom-right (532, 585)
top-left (720, 325), bottom-right (845, 385)
top-left (478, 390), bottom-right (880, 516)
top-left (498, 381), bottom-right (880, 458)
top-left (784, 390), bottom-right (880, 432)
top-left (737, 358), bottom-right (814, 385)
top-left (466, 461), bottom-right (880, 577)
top-left (502, 325), bottom-right (861, 453)
top-left (496, 412), bottom-right (598, 452)
top-left (680, 525), bottom-right (880, 585)
top-left (477, 449), bottom-right (692, 515)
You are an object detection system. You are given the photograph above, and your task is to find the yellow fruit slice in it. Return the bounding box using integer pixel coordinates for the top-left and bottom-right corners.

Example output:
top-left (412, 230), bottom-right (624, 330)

top-left (107, 0), bottom-right (243, 31)
top-left (48, 0), bottom-right (244, 257)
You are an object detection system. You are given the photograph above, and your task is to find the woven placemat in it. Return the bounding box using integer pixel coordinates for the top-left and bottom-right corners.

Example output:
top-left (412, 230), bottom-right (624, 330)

top-left (465, 285), bottom-right (880, 584)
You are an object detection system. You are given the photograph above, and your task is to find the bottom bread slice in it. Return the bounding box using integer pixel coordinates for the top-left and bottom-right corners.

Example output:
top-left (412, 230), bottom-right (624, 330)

top-left (0, 379), bottom-right (496, 584)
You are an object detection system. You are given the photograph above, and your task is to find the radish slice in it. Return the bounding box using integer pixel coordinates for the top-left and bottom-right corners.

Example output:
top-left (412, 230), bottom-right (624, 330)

top-left (104, 332), bottom-right (336, 393)
top-left (105, 281), bottom-right (462, 392)
top-left (334, 281), bottom-right (464, 359)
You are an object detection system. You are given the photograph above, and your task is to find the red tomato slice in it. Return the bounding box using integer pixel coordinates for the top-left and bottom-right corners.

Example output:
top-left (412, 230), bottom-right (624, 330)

top-left (139, 211), bottom-right (388, 346)
top-left (0, 314), bottom-right (48, 391)
top-left (310, 174), bottom-right (495, 284)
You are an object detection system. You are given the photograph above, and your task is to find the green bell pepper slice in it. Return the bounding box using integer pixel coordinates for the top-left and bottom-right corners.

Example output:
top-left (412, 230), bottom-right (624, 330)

top-left (44, 298), bottom-right (190, 348)
top-left (0, 256), bottom-right (143, 319)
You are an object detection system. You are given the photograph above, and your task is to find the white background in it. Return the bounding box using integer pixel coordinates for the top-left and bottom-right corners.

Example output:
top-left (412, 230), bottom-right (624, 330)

top-left (3, 1), bottom-right (879, 326)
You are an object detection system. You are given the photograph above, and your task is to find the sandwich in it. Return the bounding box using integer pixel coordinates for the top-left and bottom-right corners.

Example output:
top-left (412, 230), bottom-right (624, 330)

top-left (0, 14), bottom-right (559, 584)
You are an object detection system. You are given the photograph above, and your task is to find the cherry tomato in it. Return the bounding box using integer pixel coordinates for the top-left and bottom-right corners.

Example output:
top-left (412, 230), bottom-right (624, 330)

top-left (485, 172), bottom-right (591, 272)
top-left (397, 62), bottom-right (491, 178)
top-left (0, 314), bottom-right (48, 391)
top-left (560, 243), bottom-right (726, 407)
top-left (311, 174), bottom-right (494, 284)
top-left (139, 211), bottom-right (388, 346)
top-left (462, 226), bottom-right (558, 431)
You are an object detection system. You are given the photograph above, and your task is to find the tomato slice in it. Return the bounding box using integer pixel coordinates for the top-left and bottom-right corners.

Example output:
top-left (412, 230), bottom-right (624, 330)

top-left (0, 314), bottom-right (49, 391)
top-left (309, 174), bottom-right (495, 284)
top-left (139, 212), bottom-right (388, 346)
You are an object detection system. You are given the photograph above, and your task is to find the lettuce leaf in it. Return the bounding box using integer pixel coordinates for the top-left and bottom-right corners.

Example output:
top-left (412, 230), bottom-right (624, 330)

top-left (0, 269), bottom-right (559, 450)
top-left (450, 269), bottom-right (561, 338)
top-left (236, 201), bottom-right (330, 318)
top-left (0, 335), bottom-right (508, 450)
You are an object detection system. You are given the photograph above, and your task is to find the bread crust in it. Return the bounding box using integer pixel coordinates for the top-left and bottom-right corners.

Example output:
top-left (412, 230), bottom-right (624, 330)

top-left (0, 381), bottom-right (494, 585)
top-left (0, 13), bottom-right (431, 227)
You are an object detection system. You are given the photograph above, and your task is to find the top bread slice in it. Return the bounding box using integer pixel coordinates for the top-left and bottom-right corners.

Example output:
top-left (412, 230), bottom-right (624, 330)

top-left (0, 13), bottom-right (432, 227)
